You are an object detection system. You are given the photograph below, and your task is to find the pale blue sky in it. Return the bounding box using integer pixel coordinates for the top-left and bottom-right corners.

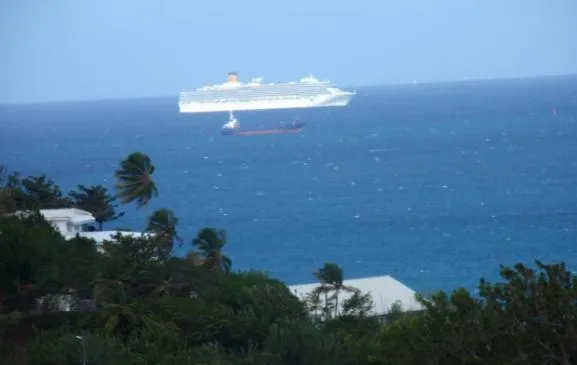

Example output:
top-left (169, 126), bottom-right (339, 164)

top-left (1, 0), bottom-right (576, 103)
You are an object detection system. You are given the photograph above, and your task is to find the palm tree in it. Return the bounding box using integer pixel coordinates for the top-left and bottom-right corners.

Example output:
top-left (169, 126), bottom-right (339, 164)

top-left (114, 152), bottom-right (158, 209)
top-left (145, 208), bottom-right (182, 250)
top-left (192, 228), bottom-right (232, 274)
top-left (92, 276), bottom-right (168, 339)
top-left (314, 262), bottom-right (359, 318)
top-left (304, 290), bottom-right (324, 321)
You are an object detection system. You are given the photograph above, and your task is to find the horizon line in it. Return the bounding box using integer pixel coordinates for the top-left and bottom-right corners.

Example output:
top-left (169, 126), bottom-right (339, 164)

top-left (1, 72), bottom-right (576, 107)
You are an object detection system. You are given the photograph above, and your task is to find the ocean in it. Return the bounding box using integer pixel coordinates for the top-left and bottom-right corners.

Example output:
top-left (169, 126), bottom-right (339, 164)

top-left (1, 75), bottom-right (577, 294)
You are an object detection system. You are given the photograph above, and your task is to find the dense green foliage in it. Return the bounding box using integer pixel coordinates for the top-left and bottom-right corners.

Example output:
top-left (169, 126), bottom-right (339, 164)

top-left (1, 154), bottom-right (576, 364)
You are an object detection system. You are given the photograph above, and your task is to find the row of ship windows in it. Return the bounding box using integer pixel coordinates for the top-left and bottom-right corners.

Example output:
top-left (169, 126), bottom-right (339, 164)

top-left (182, 93), bottom-right (327, 100)
top-left (181, 92), bottom-right (325, 101)
top-left (183, 87), bottom-right (329, 97)
top-left (181, 95), bottom-right (316, 103)
top-left (198, 84), bottom-right (332, 91)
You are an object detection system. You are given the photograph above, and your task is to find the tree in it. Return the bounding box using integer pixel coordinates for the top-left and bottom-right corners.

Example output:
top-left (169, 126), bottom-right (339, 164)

top-left (114, 152), bottom-right (158, 209)
top-left (0, 212), bottom-right (65, 314)
top-left (0, 212), bottom-right (66, 365)
top-left (370, 261), bottom-right (577, 365)
top-left (69, 184), bottom-right (124, 231)
top-left (7, 174), bottom-right (72, 210)
top-left (192, 228), bottom-right (232, 274)
top-left (51, 236), bottom-right (101, 302)
top-left (152, 257), bottom-right (198, 298)
top-left (145, 208), bottom-right (181, 250)
top-left (207, 271), bottom-right (309, 356)
top-left (341, 291), bottom-right (374, 318)
top-left (313, 263), bottom-right (359, 319)
top-left (92, 234), bottom-right (176, 342)
top-left (473, 261), bottom-right (577, 364)
top-left (0, 164), bottom-right (17, 215)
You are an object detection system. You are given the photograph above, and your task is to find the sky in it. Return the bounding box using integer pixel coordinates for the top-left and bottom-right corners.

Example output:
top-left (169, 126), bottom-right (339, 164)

top-left (1, 0), bottom-right (576, 103)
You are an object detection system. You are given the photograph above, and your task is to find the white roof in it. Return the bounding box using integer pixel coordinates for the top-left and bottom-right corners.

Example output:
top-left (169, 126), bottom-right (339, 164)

top-left (40, 208), bottom-right (95, 225)
top-left (289, 275), bottom-right (425, 315)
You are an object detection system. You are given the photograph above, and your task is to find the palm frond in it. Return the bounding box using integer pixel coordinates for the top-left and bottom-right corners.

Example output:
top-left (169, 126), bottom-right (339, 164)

top-left (114, 152), bottom-right (158, 208)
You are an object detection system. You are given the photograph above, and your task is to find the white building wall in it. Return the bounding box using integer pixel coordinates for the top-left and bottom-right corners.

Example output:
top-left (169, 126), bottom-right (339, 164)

top-left (50, 220), bottom-right (69, 236)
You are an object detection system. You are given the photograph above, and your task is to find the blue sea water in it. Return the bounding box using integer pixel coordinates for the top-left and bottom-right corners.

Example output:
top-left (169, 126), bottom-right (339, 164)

top-left (1, 76), bottom-right (577, 294)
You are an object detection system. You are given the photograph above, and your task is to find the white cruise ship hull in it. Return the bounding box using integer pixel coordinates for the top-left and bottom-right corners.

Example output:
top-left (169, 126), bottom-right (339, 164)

top-left (179, 92), bottom-right (354, 113)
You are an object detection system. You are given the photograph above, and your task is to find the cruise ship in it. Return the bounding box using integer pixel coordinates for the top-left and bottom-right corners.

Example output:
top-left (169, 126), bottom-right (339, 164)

top-left (178, 72), bottom-right (356, 114)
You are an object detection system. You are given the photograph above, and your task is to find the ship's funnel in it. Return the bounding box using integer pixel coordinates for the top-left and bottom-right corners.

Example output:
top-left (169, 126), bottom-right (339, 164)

top-left (227, 72), bottom-right (239, 83)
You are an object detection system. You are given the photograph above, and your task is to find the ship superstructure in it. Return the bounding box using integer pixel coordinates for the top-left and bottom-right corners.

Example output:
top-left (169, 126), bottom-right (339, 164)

top-left (178, 72), bottom-right (355, 131)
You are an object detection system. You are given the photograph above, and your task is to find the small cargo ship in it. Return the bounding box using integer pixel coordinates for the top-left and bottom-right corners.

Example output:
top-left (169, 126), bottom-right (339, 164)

top-left (220, 112), bottom-right (305, 136)
top-left (221, 121), bottom-right (306, 136)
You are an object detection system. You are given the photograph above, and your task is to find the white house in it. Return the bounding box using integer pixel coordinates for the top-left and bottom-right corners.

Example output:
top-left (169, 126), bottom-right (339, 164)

top-left (36, 291), bottom-right (95, 312)
top-left (289, 275), bottom-right (426, 316)
top-left (38, 208), bottom-right (149, 248)
top-left (39, 208), bottom-right (96, 239)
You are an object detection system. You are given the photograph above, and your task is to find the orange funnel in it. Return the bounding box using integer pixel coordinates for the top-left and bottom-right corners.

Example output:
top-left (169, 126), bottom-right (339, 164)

top-left (227, 72), bottom-right (239, 83)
